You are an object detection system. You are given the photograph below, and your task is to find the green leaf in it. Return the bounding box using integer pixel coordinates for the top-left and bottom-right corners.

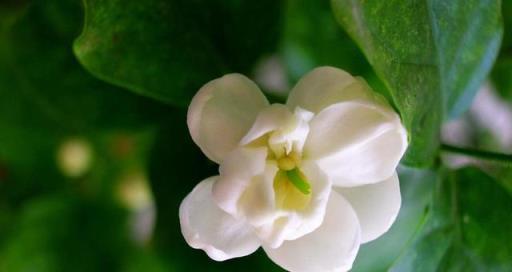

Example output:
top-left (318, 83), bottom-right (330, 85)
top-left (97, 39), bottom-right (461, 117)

top-left (331, 0), bottom-right (503, 166)
top-left (431, 0), bottom-right (502, 118)
top-left (74, 0), bottom-right (284, 106)
top-left (391, 167), bottom-right (512, 271)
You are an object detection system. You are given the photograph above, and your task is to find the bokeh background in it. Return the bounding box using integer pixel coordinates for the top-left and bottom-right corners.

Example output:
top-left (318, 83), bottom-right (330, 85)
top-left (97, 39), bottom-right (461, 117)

top-left (1, 0), bottom-right (511, 271)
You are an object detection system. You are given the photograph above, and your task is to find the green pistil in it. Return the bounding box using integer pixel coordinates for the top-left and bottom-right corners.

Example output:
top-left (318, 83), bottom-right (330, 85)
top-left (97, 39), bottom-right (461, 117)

top-left (286, 168), bottom-right (311, 195)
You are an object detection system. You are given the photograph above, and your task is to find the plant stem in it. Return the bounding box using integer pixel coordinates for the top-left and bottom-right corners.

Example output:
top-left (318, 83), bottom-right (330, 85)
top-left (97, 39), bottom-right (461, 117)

top-left (441, 143), bottom-right (512, 166)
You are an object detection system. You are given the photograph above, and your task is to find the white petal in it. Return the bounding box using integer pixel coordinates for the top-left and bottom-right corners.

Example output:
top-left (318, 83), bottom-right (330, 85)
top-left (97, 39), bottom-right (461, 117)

top-left (212, 147), bottom-right (268, 215)
top-left (287, 66), bottom-right (383, 113)
top-left (216, 157), bottom-right (286, 247)
top-left (305, 101), bottom-right (408, 187)
top-left (263, 191), bottom-right (361, 272)
top-left (179, 177), bottom-right (261, 261)
top-left (236, 162), bottom-right (279, 225)
top-left (240, 105), bottom-right (313, 158)
top-left (240, 104), bottom-right (296, 146)
top-left (335, 172), bottom-right (401, 243)
top-left (187, 74), bottom-right (269, 163)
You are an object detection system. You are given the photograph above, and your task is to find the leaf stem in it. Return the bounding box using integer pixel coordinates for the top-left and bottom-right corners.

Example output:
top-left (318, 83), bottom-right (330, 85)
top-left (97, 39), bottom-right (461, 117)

top-left (441, 143), bottom-right (512, 166)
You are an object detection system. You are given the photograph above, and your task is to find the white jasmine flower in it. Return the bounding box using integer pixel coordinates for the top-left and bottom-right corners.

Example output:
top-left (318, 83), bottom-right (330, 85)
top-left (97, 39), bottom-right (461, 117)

top-left (180, 66), bottom-right (408, 272)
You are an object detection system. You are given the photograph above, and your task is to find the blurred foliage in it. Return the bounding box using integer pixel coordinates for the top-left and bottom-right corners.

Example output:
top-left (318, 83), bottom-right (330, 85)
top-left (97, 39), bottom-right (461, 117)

top-left (281, 0), bottom-right (370, 81)
top-left (280, 0), bottom-right (391, 103)
top-left (2, 195), bottom-right (131, 272)
top-left (0, 0), bottom-right (171, 270)
top-left (492, 0), bottom-right (512, 100)
top-left (0, 0), bottom-right (510, 271)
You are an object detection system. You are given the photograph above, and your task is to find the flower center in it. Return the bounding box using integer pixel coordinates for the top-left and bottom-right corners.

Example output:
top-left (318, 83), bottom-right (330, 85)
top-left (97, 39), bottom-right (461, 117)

top-left (273, 149), bottom-right (312, 211)
top-left (273, 167), bottom-right (311, 211)
top-left (240, 105), bottom-right (315, 211)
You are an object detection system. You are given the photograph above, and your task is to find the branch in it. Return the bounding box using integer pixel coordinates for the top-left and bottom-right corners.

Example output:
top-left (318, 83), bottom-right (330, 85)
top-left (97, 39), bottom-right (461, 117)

top-left (441, 144), bottom-right (512, 166)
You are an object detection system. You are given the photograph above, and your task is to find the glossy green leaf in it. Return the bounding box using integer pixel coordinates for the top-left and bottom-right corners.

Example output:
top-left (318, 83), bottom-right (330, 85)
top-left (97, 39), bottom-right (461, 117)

top-left (74, 0), bottom-right (283, 106)
top-left (431, 0), bottom-right (502, 118)
top-left (331, 0), bottom-right (503, 166)
top-left (391, 167), bottom-right (512, 271)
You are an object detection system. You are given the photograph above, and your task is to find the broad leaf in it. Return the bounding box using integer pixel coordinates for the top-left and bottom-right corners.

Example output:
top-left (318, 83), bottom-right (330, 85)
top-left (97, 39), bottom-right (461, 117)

top-left (74, 0), bottom-right (283, 106)
top-left (391, 167), bottom-right (512, 271)
top-left (331, 0), bottom-right (502, 166)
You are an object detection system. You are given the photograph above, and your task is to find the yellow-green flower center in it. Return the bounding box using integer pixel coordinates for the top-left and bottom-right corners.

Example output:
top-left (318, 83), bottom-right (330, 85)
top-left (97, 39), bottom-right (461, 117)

top-left (273, 151), bottom-right (312, 210)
